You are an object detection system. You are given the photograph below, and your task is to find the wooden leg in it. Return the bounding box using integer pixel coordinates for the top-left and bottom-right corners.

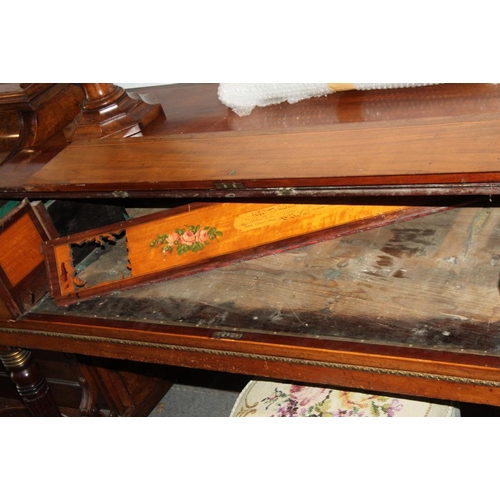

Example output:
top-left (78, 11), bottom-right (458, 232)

top-left (0, 348), bottom-right (62, 417)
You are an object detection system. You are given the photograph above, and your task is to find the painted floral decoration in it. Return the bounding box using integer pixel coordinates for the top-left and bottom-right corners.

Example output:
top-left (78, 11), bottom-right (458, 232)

top-left (150, 225), bottom-right (222, 257)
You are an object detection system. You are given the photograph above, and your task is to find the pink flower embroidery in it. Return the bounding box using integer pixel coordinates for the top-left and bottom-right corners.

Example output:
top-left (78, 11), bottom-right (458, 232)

top-left (290, 385), bottom-right (330, 407)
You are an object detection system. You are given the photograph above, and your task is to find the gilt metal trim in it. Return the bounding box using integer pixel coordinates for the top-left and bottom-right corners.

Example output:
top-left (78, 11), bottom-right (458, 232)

top-left (2, 326), bottom-right (500, 387)
top-left (0, 347), bottom-right (31, 369)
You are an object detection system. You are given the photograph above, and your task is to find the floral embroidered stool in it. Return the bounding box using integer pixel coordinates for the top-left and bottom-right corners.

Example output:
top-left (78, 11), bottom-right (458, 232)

top-left (230, 380), bottom-right (461, 417)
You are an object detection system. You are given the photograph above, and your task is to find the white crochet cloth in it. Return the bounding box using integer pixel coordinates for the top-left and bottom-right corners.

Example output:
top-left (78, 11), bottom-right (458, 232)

top-left (218, 83), bottom-right (437, 116)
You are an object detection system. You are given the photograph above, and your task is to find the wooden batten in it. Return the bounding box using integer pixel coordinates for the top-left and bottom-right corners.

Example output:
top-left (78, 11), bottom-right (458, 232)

top-left (42, 200), bottom-right (463, 306)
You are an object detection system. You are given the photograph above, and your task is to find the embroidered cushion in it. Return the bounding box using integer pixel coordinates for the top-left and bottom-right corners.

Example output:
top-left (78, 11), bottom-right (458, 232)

top-left (230, 380), bottom-right (460, 417)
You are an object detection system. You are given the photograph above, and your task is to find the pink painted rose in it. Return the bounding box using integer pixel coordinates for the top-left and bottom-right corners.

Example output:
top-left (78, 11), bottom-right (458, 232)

top-left (196, 229), bottom-right (209, 244)
top-left (180, 230), bottom-right (196, 246)
top-left (166, 233), bottom-right (179, 245)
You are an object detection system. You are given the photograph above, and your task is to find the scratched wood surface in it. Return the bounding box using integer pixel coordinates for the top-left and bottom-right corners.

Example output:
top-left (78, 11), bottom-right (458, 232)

top-left (31, 201), bottom-right (500, 355)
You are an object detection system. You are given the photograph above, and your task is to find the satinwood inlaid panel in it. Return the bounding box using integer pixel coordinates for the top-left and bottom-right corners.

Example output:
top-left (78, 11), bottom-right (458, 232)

top-left (0, 213), bottom-right (44, 286)
top-left (0, 199), bottom-right (58, 318)
top-left (43, 201), bottom-right (454, 306)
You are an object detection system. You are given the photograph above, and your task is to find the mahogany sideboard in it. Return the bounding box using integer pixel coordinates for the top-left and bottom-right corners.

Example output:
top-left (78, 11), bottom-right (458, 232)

top-left (3, 83), bottom-right (500, 415)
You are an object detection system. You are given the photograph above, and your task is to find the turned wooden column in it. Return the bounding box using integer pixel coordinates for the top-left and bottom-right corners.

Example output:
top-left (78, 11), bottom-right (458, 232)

top-left (64, 83), bottom-right (165, 140)
top-left (0, 348), bottom-right (62, 417)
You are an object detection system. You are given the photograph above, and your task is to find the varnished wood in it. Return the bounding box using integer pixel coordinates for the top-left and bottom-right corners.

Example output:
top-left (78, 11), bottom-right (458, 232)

top-left (4, 84), bottom-right (500, 410)
top-left (0, 348), bottom-right (62, 416)
top-left (0, 346), bottom-right (173, 417)
top-left (64, 84), bottom-right (165, 141)
top-left (0, 200), bottom-right (493, 406)
top-left (76, 355), bottom-right (173, 417)
top-left (0, 83), bottom-right (84, 165)
top-left (1, 83), bottom-right (500, 197)
top-left (0, 213), bottom-right (44, 286)
top-left (3, 310), bottom-right (500, 406)
top-left (34, 203), bottom-right (500, 352)
top-left (0, 83), bottom-right (163, 189)
top-left (42, 201), bottom-right (453, 306)
top-left (0, 109), bottom-right (23, 165)
top-left (25, 113), bottom-right (500, 198)
top-left (0, 199), bottom-right (58, 318)
top-left (136, 83), bottom-right (500, 136)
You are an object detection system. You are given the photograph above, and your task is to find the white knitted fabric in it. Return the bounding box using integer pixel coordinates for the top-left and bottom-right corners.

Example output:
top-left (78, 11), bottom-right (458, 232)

top-left (218, 83), bottom-right (331, 116)
top-left (218, 83), bottom-right (438, 116)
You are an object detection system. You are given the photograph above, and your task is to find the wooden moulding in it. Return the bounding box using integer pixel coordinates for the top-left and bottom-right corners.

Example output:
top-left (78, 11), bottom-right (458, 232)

top-left (63, 84), bottom-right (165, 141)
top-left (0, 199), bottom-right (58, 318)
top-left (0, 83), bottom-right (84, 165)
top-left (43, 201), bottom-right (460, 307)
